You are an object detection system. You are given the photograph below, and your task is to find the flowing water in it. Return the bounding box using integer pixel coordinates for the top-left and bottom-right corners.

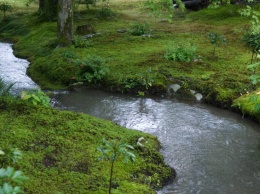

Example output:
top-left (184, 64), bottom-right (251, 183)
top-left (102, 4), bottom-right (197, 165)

top-left (1, 42), bottom-right (260, 194)
top-left (52, 88), bottom-right (260, 194)
top-left (0, 42), bottom-right (38, 94)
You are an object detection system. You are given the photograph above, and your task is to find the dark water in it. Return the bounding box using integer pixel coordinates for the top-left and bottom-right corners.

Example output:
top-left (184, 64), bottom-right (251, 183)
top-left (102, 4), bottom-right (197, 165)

top-left (1, 42), bottom-right (260, 194)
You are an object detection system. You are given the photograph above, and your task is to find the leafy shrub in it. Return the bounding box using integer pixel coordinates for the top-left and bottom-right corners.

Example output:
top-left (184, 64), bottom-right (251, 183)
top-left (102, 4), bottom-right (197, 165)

top-left (0, 78), bottom-right (14, 97)
top-left (98, 7), bottom-right (115, 18)
top-left (164, 42), bottom-right (197, 62)
top-left (0, 167), bottom-right (27, 194)
top-left (60, 50), bottom-right (77, 59)
top-left (0, 2), bottom-right (12, 19)
top-left (120, 78), bottom-right (140, 91)
top-left (119, 68), bottom-right (154, 93)
top-left (97, 138), bottom-right (135, 194)
top-left (0, 148), bottom-right (21, 168)
top-left (73, 35), bottom-right (90, 48)
top-left (243, 33), bottom-right (260, 63)
top-left (206, 32), bottom-right (226, 56)
top-left (0, 148), bottom-right (28, 194)
top-left (247, 62), bottom-right (260, 86)
top-left (143, 0), bottom-right (185, 21)
top-left (137, 67), bottom-right (154, 90)
top-left (249, 94), bottom-right (260, 113)
top-left (20, 89), bottom-right (50, 107)
top-left (128, 22), bottom-right (151, 36)
top-left (75, 56), bottom-right (109, 84)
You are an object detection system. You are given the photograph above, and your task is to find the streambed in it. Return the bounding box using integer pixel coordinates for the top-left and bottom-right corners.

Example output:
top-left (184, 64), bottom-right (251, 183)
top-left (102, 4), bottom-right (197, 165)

top-left (1, 42), bottom-right (260, 194)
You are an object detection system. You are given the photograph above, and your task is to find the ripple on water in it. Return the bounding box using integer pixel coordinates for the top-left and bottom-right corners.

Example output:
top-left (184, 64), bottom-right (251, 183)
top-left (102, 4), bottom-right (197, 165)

top-left (51, 89), bottom-right (260, 194)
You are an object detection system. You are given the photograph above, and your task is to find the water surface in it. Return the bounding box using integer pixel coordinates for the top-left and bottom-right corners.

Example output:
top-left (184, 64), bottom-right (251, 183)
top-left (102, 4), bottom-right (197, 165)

top-left (52, 88), bottom-right (260, 194)
top-left (0, 42), bottom-right (38, 94)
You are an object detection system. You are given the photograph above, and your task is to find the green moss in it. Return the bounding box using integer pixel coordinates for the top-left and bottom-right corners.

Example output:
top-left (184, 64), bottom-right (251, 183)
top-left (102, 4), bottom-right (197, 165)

top-left (187, 5), bottom-right (244, 23)
top-left (0, 97), bottom-right (174, 193)
top-left (232, 89), bottom-right (260, 122)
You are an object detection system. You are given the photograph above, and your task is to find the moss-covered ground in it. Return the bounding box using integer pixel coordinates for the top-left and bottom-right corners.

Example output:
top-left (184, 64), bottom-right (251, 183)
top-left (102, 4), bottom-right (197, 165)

top-left (0, 97), bottom-right (174, 193)
top-left (0, 0), bottom-right (260, 192)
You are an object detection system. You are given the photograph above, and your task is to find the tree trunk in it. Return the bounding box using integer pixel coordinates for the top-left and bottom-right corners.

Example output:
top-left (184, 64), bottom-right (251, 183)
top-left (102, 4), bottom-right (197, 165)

top-left (57, 0), bottom-right (73, 47)
top-left (109, 159), bottom-right (115, 194)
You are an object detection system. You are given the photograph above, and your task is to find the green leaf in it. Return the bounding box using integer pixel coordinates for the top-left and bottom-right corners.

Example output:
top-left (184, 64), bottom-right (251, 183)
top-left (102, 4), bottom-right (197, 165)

top-left (31, 94), bottom-right (41, 102)
top-left (0, 150), bottom-right (5, 155)
top-left (21, 91), bottom-right (31, 100)
top-left (2, 183), bottom-right (13, 193)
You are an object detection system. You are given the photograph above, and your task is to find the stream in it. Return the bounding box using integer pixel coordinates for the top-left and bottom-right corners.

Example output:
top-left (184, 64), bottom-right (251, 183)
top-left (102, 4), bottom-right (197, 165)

top-left (1, 42), bottom-right (260, 194)
top-left (0, 43), bottom-right (38, 94)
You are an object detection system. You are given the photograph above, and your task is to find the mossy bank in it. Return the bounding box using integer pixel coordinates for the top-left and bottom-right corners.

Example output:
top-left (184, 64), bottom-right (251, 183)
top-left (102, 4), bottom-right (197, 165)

top-left (0, 97), bottom-right (174, 193)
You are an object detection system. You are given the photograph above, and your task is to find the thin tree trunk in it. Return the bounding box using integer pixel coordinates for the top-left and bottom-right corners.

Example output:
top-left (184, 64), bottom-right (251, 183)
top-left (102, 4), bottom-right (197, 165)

top-left (57, 0), bottom-right (73, 47)
top-left (109, 159), bottom-right (115, 194)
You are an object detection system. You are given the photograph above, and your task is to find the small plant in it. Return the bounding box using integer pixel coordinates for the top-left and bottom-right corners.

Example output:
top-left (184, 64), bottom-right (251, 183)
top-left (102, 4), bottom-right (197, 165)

top-left (120, 78), bottom-right (139, 92)
top-left (239, 5), bottom-right (260, 35)
top-left (137, 91), bottom-right (145, 97)
top-left (206, 32), bottom-right (226, 57)
top-left (0, 148), bottom-right (28, 194)
top-left (0, 148), bottom-right (21, 168)
top-left (128, 22), bottom-right (151, 36)
top-left (208, 0), bottom-right (230, 9)
top-left (0, 2), bottom-right (12, 19)
top-left (60, 51), bottom-right (77, 59)
top-left (21, 89), bottom-right (50, 107)
top-left (98, 7), bottom-right (114, 18)
top-left (75, 56), bottom-right (109, 84)
top-left (0, 79), bottom-right (14, 97)
top-left (137, 67), bottom-right (154, 90)
top-left (73, 35), bottom-right (90, 48)
top-left (119, 68), bottom-right (154, 94)
top-left (97, 138), bottom-right (136, 194)
top-left (243, 33), bottom-right (260, 64)
top-left (0, 167), bottom-right (28, 194)
top-left (143, 0), bottom-right (185, 21)
top-left (248, 93), bottom-right (260, 113)
top-left (164, 42), bottom-right (197, 62)
top-left (247, 62), bottom-right (260, 86)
